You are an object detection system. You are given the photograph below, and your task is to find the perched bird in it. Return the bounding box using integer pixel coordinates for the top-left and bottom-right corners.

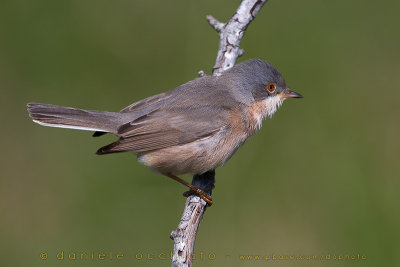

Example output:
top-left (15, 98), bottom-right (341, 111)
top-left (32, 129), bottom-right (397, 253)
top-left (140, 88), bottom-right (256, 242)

top-left (27, 59), bottom-right (302, 205)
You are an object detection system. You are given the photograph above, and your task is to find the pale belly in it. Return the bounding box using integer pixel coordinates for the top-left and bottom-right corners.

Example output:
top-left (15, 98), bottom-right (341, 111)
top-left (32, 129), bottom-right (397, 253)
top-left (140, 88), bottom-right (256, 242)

top-left (137, 129), bottom-right (248, 175)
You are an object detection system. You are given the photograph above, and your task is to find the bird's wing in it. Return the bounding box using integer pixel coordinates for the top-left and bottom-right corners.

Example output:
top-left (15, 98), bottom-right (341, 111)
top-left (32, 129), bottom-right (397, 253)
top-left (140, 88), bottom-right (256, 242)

top-left (96, 105), bottom-right (229, 154)
top-left (93, 91), bottom-right (171, 137)
top-left (119, 92), bottom-right (172, 114)
top-left (96, 76), bottom-right (242, 154)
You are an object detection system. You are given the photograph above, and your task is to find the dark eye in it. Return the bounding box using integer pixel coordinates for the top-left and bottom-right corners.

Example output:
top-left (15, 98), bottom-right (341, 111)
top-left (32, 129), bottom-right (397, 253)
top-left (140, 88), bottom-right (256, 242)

top-left (266, 82), bottom-right (277, 93)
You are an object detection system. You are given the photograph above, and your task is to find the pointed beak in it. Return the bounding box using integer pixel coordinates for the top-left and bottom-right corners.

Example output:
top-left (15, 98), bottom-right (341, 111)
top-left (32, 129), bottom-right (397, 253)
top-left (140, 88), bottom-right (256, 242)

top-left (280, 88), bottom-right (303, 98)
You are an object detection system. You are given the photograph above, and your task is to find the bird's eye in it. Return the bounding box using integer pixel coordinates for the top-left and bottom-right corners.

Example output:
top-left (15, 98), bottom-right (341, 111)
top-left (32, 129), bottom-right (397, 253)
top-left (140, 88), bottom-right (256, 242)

top-left (266, 82), bottom-right (277, 93)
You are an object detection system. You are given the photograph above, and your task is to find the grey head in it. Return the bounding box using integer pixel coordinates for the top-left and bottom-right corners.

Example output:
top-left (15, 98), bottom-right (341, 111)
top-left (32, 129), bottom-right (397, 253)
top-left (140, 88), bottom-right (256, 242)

top-left (221, 59), bottom-right (302, 105)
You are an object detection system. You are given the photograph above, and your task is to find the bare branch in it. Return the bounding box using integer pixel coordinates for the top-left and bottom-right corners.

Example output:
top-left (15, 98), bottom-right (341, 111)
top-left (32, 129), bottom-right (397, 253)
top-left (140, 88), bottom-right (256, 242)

top-left (171, 1), bottom-right (268, 266)
top-left (171, 171), bottom-right (214, 267)
top-left (211, 0), bottom-right (268, 76)
top-left (170, 199), bottom-right (204, 265)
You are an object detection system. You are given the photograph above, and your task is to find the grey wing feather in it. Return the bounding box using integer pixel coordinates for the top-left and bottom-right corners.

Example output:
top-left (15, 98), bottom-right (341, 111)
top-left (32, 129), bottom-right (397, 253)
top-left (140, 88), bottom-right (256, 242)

top-left (96, 76), bottom-right (239, 154)
top-left (120, 92), bottom-right (171, 114)
top-left (97, 106), bottom-right (227, 154)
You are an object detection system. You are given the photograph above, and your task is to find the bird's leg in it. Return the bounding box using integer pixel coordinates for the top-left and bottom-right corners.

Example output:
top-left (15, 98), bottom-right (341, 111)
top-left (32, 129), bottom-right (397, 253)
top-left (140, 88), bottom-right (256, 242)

top-left (165, 174), bottom-right (213, 206)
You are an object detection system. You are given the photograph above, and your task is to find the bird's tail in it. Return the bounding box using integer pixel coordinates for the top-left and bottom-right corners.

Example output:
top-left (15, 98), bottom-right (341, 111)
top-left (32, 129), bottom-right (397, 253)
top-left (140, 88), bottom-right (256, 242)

top-left (27, 103), bottom-right (123, 135)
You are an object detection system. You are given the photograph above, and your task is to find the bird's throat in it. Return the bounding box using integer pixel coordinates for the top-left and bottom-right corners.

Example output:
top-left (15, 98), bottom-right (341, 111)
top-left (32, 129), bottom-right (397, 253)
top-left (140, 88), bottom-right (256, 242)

top-left (248, 96), bottom-right (284, 132)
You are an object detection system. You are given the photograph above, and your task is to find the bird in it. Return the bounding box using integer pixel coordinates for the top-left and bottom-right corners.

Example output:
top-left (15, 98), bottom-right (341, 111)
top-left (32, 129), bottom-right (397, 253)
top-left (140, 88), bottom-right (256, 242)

top-left (27, 59), bottom-right (302, 205)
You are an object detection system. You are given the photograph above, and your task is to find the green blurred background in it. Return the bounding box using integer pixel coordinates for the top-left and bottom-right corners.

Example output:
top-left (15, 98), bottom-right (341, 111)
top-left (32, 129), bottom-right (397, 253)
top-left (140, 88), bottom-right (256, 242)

top-left (1, 0), bottom-right (399, 266)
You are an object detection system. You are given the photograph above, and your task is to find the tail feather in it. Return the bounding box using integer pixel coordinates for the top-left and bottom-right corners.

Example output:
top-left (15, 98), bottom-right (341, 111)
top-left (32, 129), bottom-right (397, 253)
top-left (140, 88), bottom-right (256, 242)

top-left (27, 103), bottom-right (124, 134)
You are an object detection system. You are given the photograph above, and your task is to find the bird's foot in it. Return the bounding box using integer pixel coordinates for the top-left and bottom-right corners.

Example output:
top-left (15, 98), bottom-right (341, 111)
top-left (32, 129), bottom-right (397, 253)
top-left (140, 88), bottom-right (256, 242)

top-left (165, 173), bottom-right (214, 206)
top-left (183, 185), bottom-right (215, 206)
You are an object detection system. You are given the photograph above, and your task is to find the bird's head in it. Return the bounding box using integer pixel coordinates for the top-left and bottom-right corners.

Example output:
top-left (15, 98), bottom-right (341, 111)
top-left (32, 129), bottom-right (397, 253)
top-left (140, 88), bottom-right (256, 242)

top-left (224, 58), bottom-right (302, 119)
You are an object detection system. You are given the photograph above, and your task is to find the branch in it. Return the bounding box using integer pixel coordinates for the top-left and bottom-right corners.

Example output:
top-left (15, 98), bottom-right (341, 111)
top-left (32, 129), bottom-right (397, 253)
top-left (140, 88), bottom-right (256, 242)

top-left (170, 171), bottom-right (215, 266)
top-left (209, 0), bottom-right (268, 76)
top-left (170, 1), bottom-right (268, 266)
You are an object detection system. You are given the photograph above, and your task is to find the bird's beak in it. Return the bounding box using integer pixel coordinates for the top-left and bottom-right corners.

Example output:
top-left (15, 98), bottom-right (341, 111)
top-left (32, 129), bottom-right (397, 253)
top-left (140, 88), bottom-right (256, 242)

top-left (280, 88), bottom-right (303, 98)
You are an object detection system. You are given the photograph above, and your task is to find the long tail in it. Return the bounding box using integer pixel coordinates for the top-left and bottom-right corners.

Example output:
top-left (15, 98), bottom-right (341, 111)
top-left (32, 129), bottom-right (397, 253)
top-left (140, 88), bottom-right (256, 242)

top-left (27, 103), bottom-right (124, 135)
